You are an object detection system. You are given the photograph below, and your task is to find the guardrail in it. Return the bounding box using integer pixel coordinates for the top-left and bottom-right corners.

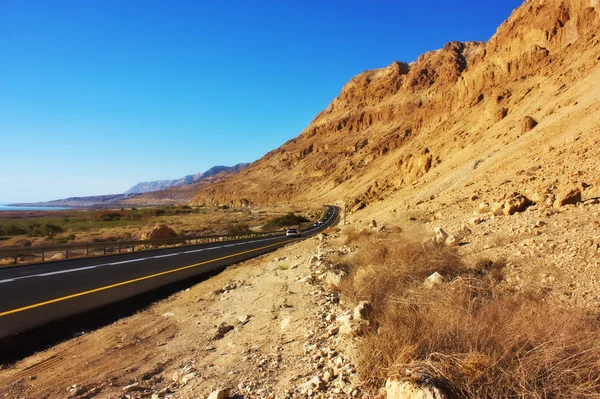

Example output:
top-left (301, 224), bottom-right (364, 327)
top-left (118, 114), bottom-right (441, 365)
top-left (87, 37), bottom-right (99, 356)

top-left (0, 229), bottom-right (287, 267)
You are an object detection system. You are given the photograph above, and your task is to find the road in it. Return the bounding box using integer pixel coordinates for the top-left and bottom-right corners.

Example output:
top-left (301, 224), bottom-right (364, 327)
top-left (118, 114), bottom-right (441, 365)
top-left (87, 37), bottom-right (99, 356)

top-left (0, 206), bottom-right (339, 339)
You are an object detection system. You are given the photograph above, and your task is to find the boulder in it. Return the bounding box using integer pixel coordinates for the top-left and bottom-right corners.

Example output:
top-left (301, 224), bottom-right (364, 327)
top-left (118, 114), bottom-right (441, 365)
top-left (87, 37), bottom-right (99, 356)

top-left (554, 187), bottom-right (582, 208)
top-left (141, 224), bottom-right (178, 241)
top-left (503, 194), bottom-right (532, 215)
top-left (369, 219), bottom-right (378, 229)
top-left (385, 378), bottom-right (447, 399)
top-left (521, 116), bottom-right (538, 133)
top-left (424, 272), bottom-right (443, 288)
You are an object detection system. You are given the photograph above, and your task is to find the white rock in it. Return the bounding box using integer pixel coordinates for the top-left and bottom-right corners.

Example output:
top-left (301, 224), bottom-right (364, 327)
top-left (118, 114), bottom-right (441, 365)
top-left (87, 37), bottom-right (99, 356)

top-left (122, 382), bottom-right (141, 393)
top-left (433, 227), bottom-right (448, 245)
top-left (423, 272), bottom-right (443, 288)
top-left (207, 389), bottom-right (229, 399)
top-left (385, 378), bottom-right (447, 399)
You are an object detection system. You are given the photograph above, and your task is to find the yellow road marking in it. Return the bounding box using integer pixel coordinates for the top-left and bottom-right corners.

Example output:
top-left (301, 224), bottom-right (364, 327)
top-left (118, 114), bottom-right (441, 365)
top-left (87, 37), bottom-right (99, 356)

top-left (0, 240), bottom-right (297, 317)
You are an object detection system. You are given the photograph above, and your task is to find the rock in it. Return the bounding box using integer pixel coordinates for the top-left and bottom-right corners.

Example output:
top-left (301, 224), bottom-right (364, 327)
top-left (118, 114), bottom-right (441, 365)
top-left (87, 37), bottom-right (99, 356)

top-left (237, 314), bottom-right (251, 325)
top-left (337, 315), bottom-right (363, 336)
top-left (300, 376), bottom-right (325, 393)
top-left (369, 219), bottom-right (378, 229)
top-left (495, 107), bottom-right (508, 121)
top-left (503, 194), bottom-right (532, 215)
top-left (433, 227), bottom-right (448, 245)
top-left (469, 216), bottom-right (484, 225)
top-left (490, 202), bottom-right (504, 216)
top-left (521, 116), bottom-right (538, 133)
top-left (477, 202), bottom-right (490, 214)
top-left (424, 272), bottom-right (443, 288)
top-left (214, 322), bottom-right (234, 339)
top-left (207, 389), bottom-right (229, 399)
top-left (554, 187), bottom-right (582, 208)
top-left (141, 224), bottom-right (178, 241)
top-left (445, 235), bottom-right (459, 247)
top-left (385, 378), bottom-right (447, 399)
top-left (351, 201), bottom-right (366, 213)
top-left (325, 271), bottom-right (347, 289)
top-left (123, 382), bottom-right (141, 393)
top-left (353, 301), bottom-right (373, 321)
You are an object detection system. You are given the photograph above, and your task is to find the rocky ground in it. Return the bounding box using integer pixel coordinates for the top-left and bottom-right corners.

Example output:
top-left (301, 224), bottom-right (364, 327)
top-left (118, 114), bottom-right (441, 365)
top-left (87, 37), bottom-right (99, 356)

top-left (0, 233), bottom-right (370, 399)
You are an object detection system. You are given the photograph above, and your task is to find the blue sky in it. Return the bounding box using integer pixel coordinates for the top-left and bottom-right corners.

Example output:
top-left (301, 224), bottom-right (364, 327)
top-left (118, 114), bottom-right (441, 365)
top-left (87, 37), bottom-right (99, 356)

top-left (0, 0), bottom-right (523, 203)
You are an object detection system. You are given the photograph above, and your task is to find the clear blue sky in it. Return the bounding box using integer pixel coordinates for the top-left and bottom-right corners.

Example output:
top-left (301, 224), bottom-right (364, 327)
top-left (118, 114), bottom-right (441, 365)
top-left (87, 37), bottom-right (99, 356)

top-left (0, 0), bottom-right (523, 203)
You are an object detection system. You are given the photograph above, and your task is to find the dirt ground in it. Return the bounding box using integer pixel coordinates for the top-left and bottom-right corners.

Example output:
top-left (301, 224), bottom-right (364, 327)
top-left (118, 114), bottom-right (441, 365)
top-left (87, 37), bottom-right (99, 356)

top-left (0, 233), bottom-right (361, 399)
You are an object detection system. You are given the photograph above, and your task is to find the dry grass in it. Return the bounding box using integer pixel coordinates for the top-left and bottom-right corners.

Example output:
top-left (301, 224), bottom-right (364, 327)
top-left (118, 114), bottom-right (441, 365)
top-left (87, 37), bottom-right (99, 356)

top-left (340, 231), bottom-right (600, 398)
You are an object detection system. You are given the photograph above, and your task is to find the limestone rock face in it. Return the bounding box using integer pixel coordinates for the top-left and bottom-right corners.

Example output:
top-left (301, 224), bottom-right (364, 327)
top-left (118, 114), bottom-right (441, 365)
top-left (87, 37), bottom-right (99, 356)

top-left (141, 224), bottom-right (178, 241)
top-left (189, 0), bottom-right (600, 213)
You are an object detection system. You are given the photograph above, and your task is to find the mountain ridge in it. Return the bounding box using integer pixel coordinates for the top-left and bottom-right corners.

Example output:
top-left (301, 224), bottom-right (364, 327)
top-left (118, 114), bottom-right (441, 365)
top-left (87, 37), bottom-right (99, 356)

top-left (190, 0), bottom-right (600, 209)
top-left (124, 164), bottom-right (250, 194)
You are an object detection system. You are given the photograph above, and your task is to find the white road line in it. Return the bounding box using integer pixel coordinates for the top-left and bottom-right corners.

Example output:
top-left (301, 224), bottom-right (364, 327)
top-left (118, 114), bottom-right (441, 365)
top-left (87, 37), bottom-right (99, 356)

top-left (108, 258), bottom-right (147, 265)
top-left (0, 208), bottom-right (337, 285)
top-left (37, 265), bottom-right (98, 277)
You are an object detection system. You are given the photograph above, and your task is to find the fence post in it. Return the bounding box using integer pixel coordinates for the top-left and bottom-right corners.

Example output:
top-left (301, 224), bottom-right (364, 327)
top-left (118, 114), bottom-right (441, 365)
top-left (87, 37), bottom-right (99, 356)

top-left (118, 244), bottom-right (121, 253)
top-left (66, 250), bottom-right (69, 260)
top-left (86, 248), bottom-right (89, 257)
top-left (41, 251), bottom-right (45, 262)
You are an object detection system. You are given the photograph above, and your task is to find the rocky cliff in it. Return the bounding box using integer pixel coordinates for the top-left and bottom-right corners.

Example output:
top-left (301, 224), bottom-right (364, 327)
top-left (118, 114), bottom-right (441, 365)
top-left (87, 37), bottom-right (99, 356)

top-left (191, 0), bottom-right (600, 210)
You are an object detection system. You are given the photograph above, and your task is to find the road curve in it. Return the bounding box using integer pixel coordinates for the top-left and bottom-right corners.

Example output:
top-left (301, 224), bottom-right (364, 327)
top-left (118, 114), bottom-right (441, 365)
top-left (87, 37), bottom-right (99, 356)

top-left (0, 206), bottom-right (340, 339)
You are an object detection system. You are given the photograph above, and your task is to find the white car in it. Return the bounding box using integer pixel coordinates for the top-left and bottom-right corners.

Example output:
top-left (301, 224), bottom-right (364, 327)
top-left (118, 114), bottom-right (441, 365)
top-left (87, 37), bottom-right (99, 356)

top-left (286, 227), bottom-right (301, 237)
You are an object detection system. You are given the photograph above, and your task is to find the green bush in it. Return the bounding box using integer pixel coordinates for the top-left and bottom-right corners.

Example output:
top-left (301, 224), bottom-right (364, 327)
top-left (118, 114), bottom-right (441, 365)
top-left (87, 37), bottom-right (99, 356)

top-left (264, 213), bottom-right (309, 229)
top-left (27, 222), bottom-right (63, 238)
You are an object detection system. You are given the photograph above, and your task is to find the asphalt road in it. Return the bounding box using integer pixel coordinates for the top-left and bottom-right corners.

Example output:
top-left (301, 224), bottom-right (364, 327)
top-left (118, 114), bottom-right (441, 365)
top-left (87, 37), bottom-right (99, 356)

top-left (0, 206), bottom-right (339, 339)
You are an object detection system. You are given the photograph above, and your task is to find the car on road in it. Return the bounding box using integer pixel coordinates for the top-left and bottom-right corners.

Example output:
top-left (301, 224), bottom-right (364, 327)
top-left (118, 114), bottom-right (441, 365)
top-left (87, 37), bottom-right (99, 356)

top-left (286, 227), bottom-right (301, 237)
top-left (313, 222), bottom-right (319, 227)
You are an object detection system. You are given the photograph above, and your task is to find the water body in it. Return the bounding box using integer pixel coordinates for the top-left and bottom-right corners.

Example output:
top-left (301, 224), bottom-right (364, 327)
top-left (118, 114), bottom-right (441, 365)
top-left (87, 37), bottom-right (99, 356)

top-left (0, 205), bottom-right (70, 211)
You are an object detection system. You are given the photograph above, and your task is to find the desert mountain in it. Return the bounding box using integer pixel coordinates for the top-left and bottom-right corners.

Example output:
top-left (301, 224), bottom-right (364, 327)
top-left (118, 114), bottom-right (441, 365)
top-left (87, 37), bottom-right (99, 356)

top-left (14, 163), bottom-right (249, 208)
top-left (191, 0), bottom-right (600, 212)
top-left (125, 164), bottom-right (249, 194)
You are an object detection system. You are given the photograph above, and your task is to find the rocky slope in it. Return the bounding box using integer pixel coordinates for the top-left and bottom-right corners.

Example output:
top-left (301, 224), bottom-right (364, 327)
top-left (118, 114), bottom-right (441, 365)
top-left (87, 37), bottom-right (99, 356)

top-left (125, 164), bottom-right (249, 194)
top-left (191, 0), bottom-right (600, 211)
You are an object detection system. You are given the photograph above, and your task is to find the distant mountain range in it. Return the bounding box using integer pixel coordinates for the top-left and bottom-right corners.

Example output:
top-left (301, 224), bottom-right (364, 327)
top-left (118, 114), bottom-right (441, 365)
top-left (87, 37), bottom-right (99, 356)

top-left (124, 164), bottom-right (250, 194)
top-left (11, 163), bottom-right (250, 208)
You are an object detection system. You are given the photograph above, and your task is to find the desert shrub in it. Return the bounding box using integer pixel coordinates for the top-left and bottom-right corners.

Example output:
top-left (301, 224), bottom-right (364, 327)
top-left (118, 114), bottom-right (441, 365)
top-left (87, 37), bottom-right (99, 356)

top-left (227, 222), bottom-right (252, 235)
top-left (264, 212), bottom-right (309, 229)
top-left (26, 222), bottom-right (63, 238)
top-left (341, 231), bottom-right (600, 398)
top-left (95, 211), bottom-right (124, 222)
top-left (1, 224), bottom-right (27, 236)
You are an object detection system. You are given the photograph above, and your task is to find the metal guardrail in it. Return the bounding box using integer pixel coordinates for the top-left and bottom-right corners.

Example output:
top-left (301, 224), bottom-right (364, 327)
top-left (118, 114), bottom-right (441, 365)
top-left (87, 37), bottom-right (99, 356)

top-left (0, 229), bottom-right (287, 267)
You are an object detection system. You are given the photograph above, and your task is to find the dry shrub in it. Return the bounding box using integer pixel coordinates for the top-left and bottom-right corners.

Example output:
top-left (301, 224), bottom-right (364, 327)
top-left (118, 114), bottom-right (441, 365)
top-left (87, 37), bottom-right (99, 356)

top-left (341, 231), bottom-right (600, 398)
